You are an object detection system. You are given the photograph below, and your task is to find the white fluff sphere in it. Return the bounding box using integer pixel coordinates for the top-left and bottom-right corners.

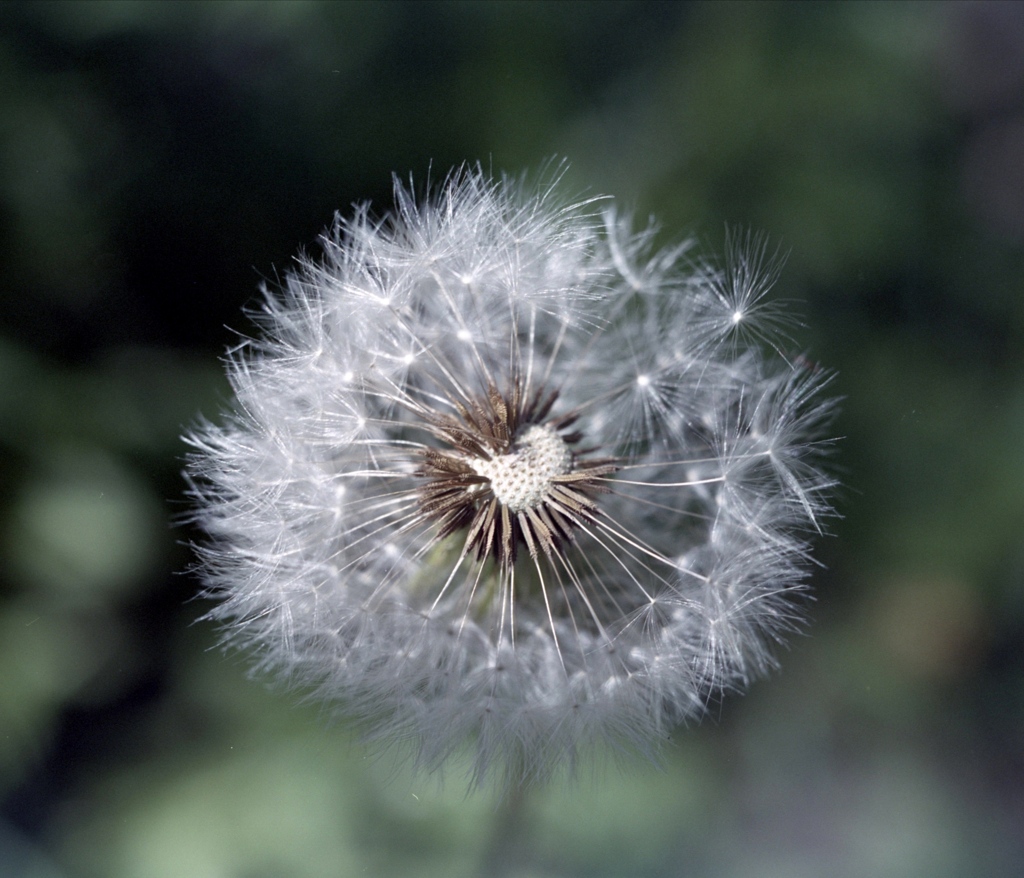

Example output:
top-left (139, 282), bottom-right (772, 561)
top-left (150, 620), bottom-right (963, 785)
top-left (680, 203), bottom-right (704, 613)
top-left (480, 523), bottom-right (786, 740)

top-left (185, 166), bottom-right (837, 789)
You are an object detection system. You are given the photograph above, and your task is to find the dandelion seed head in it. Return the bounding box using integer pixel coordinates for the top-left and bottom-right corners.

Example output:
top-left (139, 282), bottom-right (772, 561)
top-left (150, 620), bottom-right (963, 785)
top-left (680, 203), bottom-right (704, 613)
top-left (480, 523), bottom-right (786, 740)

top-left (184, 164), bottom-right (838, 791)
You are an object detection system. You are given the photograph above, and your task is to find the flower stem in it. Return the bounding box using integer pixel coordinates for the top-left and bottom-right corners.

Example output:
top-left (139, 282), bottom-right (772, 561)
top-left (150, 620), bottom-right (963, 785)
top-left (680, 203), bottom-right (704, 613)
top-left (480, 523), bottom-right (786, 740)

top-left (476, 780), bottom-right (531, 878)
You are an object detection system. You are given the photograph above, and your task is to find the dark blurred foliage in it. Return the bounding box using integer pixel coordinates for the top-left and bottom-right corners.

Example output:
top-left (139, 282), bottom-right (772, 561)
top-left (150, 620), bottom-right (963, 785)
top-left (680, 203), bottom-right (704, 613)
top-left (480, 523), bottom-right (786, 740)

top-left (1, 2), bottom-right (1022, 877)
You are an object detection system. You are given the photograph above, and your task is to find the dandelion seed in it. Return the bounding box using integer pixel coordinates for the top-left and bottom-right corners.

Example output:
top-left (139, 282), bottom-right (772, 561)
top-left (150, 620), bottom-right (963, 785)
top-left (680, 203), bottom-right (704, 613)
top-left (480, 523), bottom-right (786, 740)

top-left (184, 165), bottom-right (838, 789)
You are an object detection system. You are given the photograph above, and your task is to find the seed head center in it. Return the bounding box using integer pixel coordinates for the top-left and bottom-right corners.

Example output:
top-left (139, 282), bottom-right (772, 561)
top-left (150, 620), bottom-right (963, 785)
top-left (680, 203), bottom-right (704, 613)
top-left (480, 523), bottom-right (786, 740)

top-left (469, 424), bottom-right (572, 513)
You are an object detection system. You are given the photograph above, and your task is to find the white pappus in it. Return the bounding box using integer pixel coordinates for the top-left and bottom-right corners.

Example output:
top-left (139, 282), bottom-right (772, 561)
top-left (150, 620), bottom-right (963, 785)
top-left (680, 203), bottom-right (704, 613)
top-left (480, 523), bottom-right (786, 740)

top-left (185, 166), bottom-right (837, 789)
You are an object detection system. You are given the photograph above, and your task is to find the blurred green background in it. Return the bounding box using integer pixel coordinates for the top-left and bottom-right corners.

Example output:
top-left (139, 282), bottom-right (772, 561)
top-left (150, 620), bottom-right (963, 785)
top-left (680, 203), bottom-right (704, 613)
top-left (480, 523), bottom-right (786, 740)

top-left (1, 1), bottom-right (1022, 876)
